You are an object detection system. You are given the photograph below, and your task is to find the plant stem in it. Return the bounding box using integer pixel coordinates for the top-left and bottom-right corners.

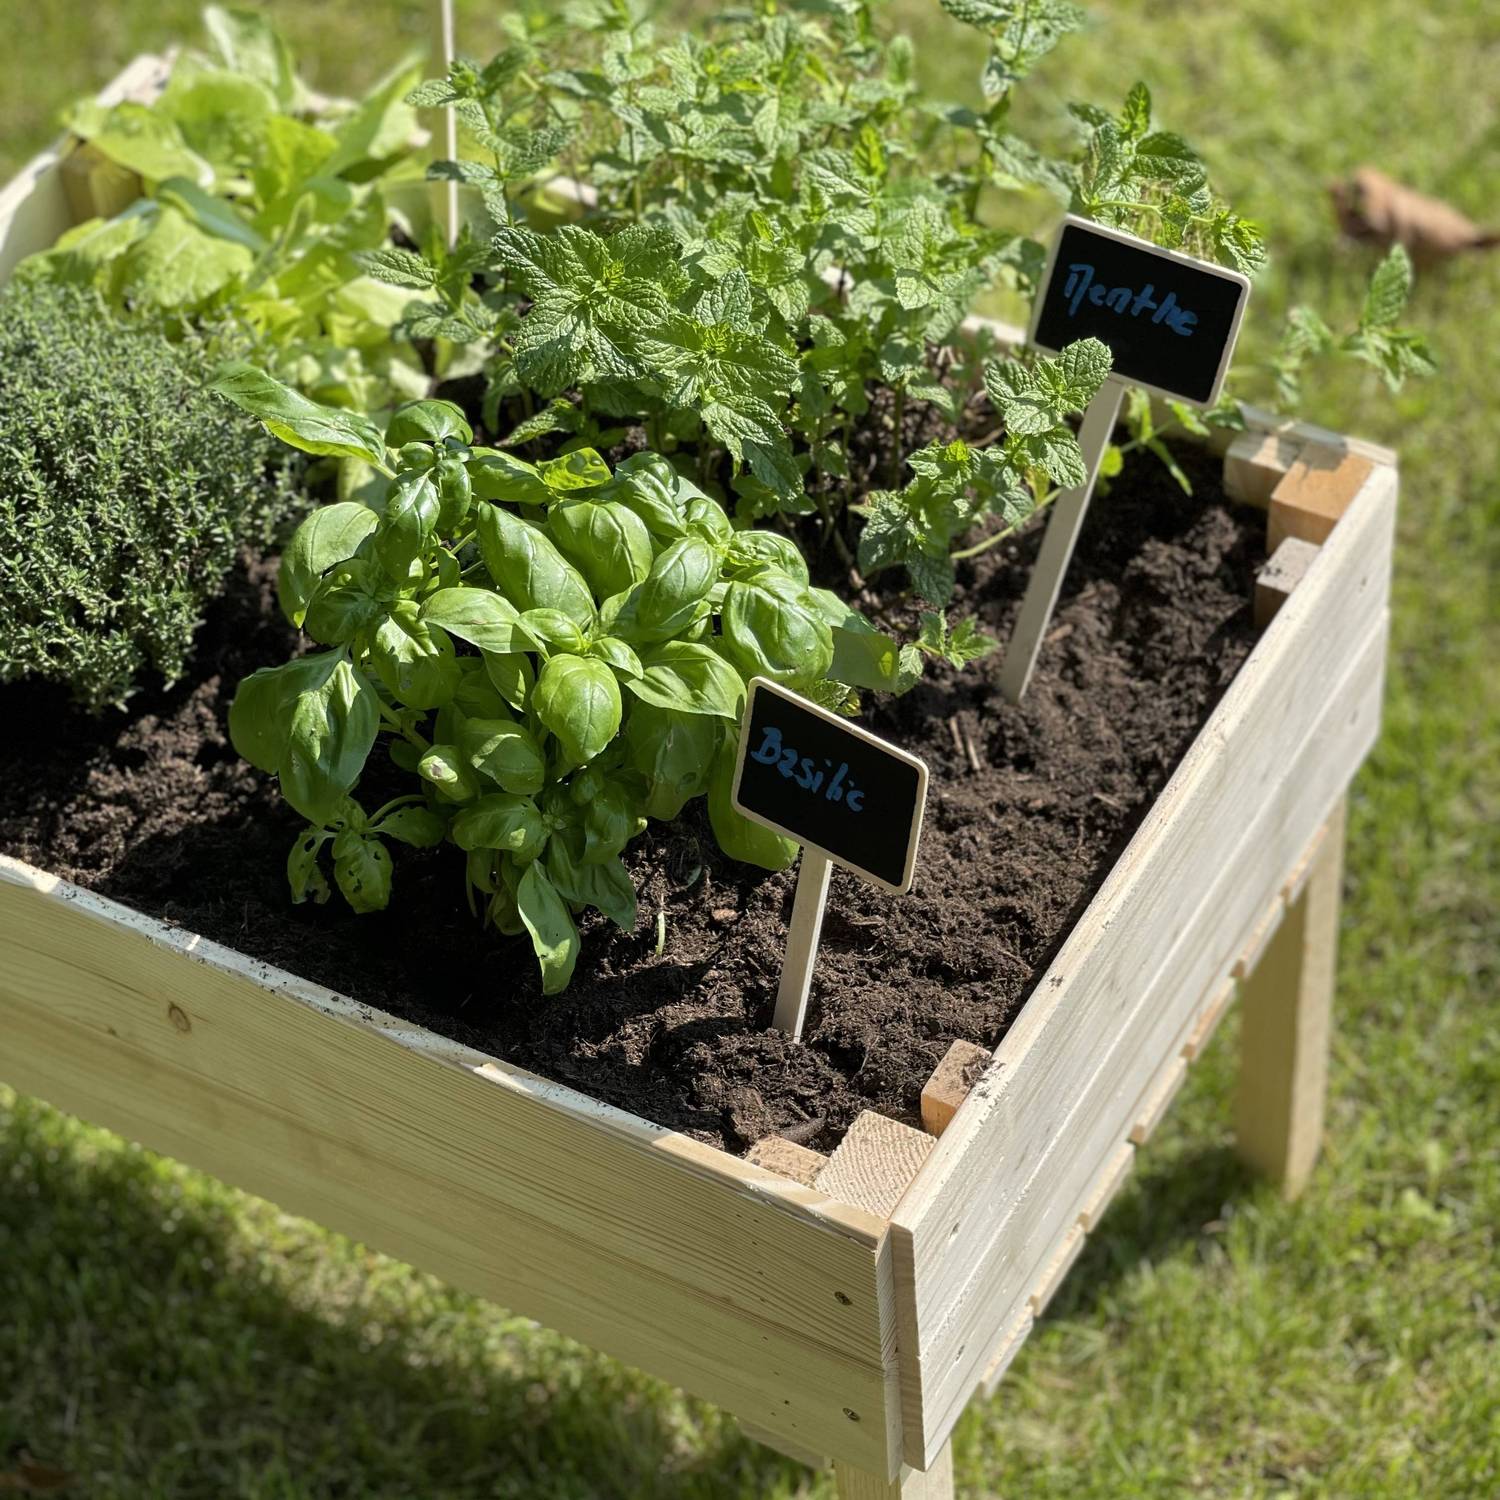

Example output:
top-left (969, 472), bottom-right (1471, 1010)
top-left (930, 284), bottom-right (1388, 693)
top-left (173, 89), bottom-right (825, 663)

top-left (950, 485), bottom-right (1061, 561)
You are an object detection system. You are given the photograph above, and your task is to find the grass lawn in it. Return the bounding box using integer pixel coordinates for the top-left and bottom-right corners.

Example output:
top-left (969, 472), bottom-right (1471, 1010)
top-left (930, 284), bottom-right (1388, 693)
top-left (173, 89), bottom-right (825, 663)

top-left (3, 1), bottom-right (1497, 1495)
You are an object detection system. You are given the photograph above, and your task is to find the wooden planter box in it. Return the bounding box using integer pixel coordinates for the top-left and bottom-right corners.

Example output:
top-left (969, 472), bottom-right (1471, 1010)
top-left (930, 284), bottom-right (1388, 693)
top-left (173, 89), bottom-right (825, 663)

top-left (0, 57), bottom-right (1398, 1499)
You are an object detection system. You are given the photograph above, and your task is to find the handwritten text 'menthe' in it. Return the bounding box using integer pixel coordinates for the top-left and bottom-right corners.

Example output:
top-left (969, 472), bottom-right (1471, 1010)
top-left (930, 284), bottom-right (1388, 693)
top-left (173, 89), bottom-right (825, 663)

top-left (1063, 262), bottom-right (1197, 337)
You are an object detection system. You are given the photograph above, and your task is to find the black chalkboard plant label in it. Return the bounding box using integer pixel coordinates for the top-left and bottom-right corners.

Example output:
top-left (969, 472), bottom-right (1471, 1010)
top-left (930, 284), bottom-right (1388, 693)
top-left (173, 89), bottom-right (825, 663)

top-left (1028, 213), bottom-right (1251, 407)
top-left (998, 214), bottom-right (1251, 705)
top-left (730, 677), bottom-right (929, 1039)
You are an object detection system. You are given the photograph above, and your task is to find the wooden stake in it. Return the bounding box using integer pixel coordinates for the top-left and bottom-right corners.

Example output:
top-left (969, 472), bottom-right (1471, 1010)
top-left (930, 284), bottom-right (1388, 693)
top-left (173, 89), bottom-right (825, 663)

top-left (998, 375), bottom-right (1126, 703)
top-left (432, 0), bottom-right (458, 248)
top-left (773, 850), bottom-right (832, 1041)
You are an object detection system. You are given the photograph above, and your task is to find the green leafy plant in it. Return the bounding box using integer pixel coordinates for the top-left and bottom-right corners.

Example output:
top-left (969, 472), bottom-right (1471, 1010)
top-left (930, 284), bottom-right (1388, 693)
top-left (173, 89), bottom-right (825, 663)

top-left (18, 5), bottom-right (430, 411)
top-left (381, 2), bottom-right (1428, 596)
top-left (1269, 244), bottom-right (1435, 408)
top-left (0, 279), bottom-right (300, 710)
top-left (213, 369), bottom-right (906, 992)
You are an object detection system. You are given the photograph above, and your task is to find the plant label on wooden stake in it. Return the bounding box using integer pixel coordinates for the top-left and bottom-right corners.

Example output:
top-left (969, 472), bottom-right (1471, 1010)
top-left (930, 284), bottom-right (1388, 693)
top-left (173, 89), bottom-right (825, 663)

top-left (999, 215), bottom-right (1251, 703)
top-left (730, 678), bottom-right (929, 1041)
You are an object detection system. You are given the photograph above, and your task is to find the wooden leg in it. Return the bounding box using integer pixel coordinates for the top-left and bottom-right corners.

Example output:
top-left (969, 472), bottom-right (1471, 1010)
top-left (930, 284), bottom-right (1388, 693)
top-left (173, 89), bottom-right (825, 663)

top-left (1235, 800), bottom-right (1347, 1197)
top-left (834, 1441), bottom-right (954, 1499)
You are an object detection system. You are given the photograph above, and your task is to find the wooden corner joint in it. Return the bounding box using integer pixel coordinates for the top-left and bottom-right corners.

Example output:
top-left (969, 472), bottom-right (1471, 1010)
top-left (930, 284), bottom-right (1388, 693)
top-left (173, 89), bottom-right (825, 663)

top-left (745, 1133), bottom-right (829, 1188)
top-left (1267, 444), bottom-right (1376, 556)
top-left (920, 1039), bottom-right (992, 1137)
top-left (813, 1111), bottom-right (935, 1219)
top-left (1222, 429), bottom-right (1306, 508)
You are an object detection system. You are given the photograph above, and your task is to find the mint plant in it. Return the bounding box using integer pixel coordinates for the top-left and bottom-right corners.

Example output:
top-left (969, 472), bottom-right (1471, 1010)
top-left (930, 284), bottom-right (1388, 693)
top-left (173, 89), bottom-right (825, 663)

top-left (213, 369), bottom-right (905, 992)
top-left (380, 1), bottom-right (1428, 598)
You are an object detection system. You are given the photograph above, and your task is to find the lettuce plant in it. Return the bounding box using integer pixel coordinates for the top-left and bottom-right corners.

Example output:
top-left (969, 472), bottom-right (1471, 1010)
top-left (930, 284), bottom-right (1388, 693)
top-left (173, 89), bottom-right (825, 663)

top-left (18, 5), bottom-right (429, 411)
top-left (213, 371), bottom-right (907, 992)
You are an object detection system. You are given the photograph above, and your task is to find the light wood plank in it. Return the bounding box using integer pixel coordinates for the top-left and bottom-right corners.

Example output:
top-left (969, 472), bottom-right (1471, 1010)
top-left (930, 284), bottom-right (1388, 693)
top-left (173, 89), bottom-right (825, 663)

top-left (1028, 1222), bottom-right (1086, 1317)
top-left (748, 1135), bottom-right (829, 1187)
top-left (977, 1309), bottom-right (1034, 1398)
top-left (1128, 1057), bottom-right (1189, 1146)
top-left (1268, 447), bottom-right (1376, 554)
top-left (0, 862), bottom-right (901, 1474)
top-left (818, 1112), bottom-right (936, 1219)
top-left (1232, 892), bottom-right (1287, 980)
top-left (1076, 1141), bottom-right (1136, 1232)
top-left (1182, 979), bottom-right (1236, 1064)
top-left (1235, 800), bottom-right (1347, 1197)
top-left (1224, 430), bottom-right (1305, 508)
top-left (920, 1041), bottom-right (993, 1137)
top-left (835, 1443), bottom-right (953, 1500)
top-left (1255, 537), bottom-right (1322, 629)
top-left (889, 465), bottom-right (1395, 1466)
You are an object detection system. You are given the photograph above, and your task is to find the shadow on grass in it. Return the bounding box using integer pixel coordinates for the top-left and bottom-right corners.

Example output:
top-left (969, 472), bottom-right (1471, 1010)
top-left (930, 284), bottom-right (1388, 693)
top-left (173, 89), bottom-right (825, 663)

top-left (0, 1092), bottom-right (813, 1500)
top-left (1042, 1143), bottom-right (1257, 1325)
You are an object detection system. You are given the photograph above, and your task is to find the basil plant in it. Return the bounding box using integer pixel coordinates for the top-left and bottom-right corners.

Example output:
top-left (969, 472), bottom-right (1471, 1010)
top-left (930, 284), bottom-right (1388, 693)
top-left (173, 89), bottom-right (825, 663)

top-left (213, 367), bottom-right (905, 992)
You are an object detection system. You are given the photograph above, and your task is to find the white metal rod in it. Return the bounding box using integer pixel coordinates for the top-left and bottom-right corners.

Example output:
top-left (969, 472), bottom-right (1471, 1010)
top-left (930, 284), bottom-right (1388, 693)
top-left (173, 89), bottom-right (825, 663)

top-left (772, 850), bottom-right (833, 1042)
top-left (997, 375), bottom-right (1127, 704)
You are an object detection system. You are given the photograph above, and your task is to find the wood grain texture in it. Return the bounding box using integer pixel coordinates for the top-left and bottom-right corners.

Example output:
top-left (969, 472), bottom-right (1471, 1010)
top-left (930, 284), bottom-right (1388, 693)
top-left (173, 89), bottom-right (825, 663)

top-left (1268, 447), bottom-right (1377, 554)
top-left (889, 464), bottom-right (1396, 1467)
top-left (0, 862), bottom-right (903, 1475)
top-left (747, 1136), bottom-right (829, 1187)
top-left (1255, 537), bottom-right (1322, 628)
top-left (1224, 430), bottom-right (1305, 508)
top-left (1235, 800), bottom-right (1347, 1197)
top-left (1128, 1057), bottom-right (1188, 1146)
top-left (835, 1443), bottom-right (953, 1500)
top-left (920, 1041), bottom-right (993, 1137)
top-left (1076, 1141), bottom-right (1136, 1232)
top-left (1182, 978), bottom-right (1236, 1063)
top-left (817, 1112), bottom-right (936, 1219)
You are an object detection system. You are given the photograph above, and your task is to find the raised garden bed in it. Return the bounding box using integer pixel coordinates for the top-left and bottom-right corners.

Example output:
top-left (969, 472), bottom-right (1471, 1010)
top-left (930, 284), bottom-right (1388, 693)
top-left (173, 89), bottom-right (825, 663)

top-left (0, 54), bottom-right (1399, 1499)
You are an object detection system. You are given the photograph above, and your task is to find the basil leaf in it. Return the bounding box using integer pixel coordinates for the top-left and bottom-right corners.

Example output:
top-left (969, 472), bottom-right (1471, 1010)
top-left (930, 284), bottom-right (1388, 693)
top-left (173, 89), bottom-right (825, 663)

top-left (303, 558), bottom-right (386, 647)
top-left (728, 528), bottom-right (809, 583)
top-left (279, 654), bottom-right (380, 828)
top-left (517, 863), bottom-right (580, 995)
top-left (534, 653), bottom-right (622, 765)
top-left (607, 452), bottom-right (689, 541)
top-left (547, 498), bottom-right (654, 600)
top-left (482, 650), bottom-right (535, 712)
top-left (476, 503), bottom-right (597, 627)
top-left (461, 717), bottom-right (546, 795)
top-left (375, 470), bottom-right (440, 581)
top-left (590, 635), bottom-right (643, 680)
top-left (540, 447), bottom-right (611, 492)
top-left (452, 792), bottom-right (548, 861)
top-left (621, 702), bottom-right (718, 819)
top-left (372, 805), bottom-right (447, 848)
top-left (720, 574), bottom-right (834, 686)
top-left (210, 361), bottom-right (387, 467)
top-left (421, 587), bottom-right (533, 654)
top-left (419, 742), bottom-right (482, 804)
top-left (369, 602), bottom-right (458, 709)
top-left (632, 535), bottom-right (719, 638)
top-left (331, 828), bottom-right (393, 913)
top-left (386, 397), bottom-right (472, 447)
top-left (627, 642), bottom-right (744, 718)
top-left (547, 833), bottom-right (637, 931)
top-left (277, 502), bottom-right (379, 628)
top-left (286, 827), bottom-right (331, 904)
top-left (580, 778), bottom-right (637, 864)
top-left (468, 448), bottom-right (550, 506)
top-left (519, 607), bottom-right (588, 655)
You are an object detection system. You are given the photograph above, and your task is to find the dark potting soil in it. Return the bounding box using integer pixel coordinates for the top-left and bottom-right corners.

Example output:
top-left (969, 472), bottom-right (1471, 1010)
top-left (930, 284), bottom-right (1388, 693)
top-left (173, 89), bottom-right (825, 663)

top-left (1, 441), bottom-right (1261, 1155)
